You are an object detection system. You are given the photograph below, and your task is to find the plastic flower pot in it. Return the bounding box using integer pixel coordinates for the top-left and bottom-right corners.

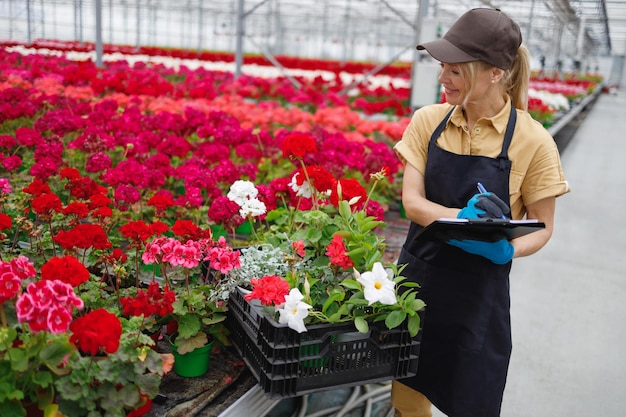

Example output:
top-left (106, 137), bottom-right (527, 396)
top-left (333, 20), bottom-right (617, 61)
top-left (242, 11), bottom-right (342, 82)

top-left (168, 335), bottom-right (214, 378)
top-left (210, 224), bottom-right (227, 239)
top-left (235, 221), bottom-right (252, 235)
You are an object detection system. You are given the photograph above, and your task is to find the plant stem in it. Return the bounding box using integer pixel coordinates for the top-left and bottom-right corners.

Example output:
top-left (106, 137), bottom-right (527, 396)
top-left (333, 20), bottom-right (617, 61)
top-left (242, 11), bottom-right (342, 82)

top-left (0, 305), bottom-right (7, 327)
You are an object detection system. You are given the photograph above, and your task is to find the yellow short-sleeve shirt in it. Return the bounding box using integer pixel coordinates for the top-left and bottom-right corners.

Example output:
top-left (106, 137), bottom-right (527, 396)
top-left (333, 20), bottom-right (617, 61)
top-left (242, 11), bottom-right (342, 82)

top-left (394, 98), bottom-right (570, 220)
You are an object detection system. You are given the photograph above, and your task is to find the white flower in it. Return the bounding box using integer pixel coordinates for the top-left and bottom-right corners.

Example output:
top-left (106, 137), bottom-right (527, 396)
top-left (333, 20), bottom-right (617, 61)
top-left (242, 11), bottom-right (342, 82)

top-left (356, 262), bottom-right (397, 305)
top-left (288, 172), bottom-right (312, 198)
top-left (227, 180), bottom-right (258, 206)
top-left (277, 288), bottom-right (312, 333)
top-left (239, 198), bottom-right (267, 218)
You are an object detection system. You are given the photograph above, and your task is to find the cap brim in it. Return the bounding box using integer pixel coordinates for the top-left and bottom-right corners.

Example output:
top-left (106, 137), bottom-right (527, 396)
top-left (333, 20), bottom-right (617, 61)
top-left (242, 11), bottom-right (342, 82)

top-left (416, 38), bottom-right (478, 64)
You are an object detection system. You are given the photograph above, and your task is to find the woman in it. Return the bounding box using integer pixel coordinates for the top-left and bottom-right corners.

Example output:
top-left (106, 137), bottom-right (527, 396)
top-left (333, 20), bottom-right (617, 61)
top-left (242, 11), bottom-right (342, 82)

top-left (391, 8), bottom-right (570, 417)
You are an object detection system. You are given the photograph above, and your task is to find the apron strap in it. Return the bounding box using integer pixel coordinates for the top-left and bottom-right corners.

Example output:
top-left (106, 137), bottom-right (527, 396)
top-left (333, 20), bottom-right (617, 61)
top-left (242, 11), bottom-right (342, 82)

top-left (429, 107), bottom-right (456, 145)
top-left (497, 104), bottom-right (517, 171)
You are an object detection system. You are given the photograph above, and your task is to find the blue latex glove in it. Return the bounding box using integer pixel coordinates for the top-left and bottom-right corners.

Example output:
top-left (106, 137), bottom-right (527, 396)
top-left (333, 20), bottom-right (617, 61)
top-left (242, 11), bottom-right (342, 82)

top-left (458, 192), bottom-right (510, 219)
top-left (448, 238), bottom-right (514, 264)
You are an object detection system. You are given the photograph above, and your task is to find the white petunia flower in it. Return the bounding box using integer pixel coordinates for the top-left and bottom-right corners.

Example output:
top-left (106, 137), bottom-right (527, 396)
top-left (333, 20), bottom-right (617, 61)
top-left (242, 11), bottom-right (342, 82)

top-left (277, 288), bottom-right (312, 333)
top-left (288, 172), bottom-right (312, 198)
top-left (227, 180), bottom-right (258, 206)
top-left (356, 262), bottom-right (397, 305)
top-left (239, 198), bottom-right (267, 218)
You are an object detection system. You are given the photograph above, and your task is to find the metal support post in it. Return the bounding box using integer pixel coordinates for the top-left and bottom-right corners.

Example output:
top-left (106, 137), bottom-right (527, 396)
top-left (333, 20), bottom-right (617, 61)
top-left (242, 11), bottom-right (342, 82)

top-left (95, 0), bottom-right (103, 68)
top-left (235, 0), bottom-right (244, 79)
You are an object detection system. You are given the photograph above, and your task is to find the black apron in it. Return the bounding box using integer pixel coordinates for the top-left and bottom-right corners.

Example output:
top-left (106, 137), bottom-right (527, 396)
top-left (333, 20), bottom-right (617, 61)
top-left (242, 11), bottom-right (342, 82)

top-left (397, 105), bottom-right (516, 417)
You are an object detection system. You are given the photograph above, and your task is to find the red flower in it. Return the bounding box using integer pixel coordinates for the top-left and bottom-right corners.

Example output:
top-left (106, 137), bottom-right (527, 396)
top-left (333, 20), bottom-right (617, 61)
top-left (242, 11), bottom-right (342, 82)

top-left (282, 131), bottom-right (318, 159)
top-left (292, 240), bottom-right (306, 257)
top-left (41, 255), bottom-right (90, 287)
top-left (120, 281), bottom-right (175, 318)
top-left (329, 178), bottom-right (367, 208)
top-left (304, 165), bottom-right (335, 193)
top-left (0, 213), bottom-right (12, 230)
top-left (120, 220), bottom-right (153, 242)
top-left (53, 223), bottom-right (112, 250)
top-left (326, 235), bottom-right (354, 269)
top-left (245, 275), bottom-right (290, 306)
top-left (89, 193), bottom-right (112, 209)
top-left (147, 193), bottom-right (174, 212)
top-left (149, 221), bottom-right (170, 237)
top-left (22, 178), bottom-right (51, 196)
top-left (107, 248), bottom-right (128, 264)
top-left (70, 308), bottom-right (122, 355)
top-left (62, 201), bottom-right (90, 218)
top-left (171, 219), bottom-right (200, 240)
top-left (30, 193), bottom-right (63, 215)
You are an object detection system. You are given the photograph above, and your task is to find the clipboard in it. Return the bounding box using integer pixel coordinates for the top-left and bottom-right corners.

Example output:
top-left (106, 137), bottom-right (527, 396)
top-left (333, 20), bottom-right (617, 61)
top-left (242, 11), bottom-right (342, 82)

top-left (414, 218), bottom-right (545, 243)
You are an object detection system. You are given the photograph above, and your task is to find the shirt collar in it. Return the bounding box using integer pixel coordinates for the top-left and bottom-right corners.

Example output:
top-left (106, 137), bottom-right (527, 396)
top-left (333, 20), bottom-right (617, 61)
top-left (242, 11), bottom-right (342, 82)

top-left (448, 96), bottom-right (513, 134)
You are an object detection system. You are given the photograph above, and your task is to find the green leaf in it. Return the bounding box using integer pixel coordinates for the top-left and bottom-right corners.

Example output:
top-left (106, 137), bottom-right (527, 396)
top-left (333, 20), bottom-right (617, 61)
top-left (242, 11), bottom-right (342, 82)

top-left (322, 293), bottom-right (343, 314)
top-left (354, 316), bottom-right (369, 333)
top-left (7, 348), bottom-right (27, 372)
top-left (340, 279), bottom-right (361, 290)
top-left (175, 332), bottom-right (208, 355)
top-left (176, 314), bottom-right (201, 339)
top-left (408, 313), bottom-right (422, 337)
top-left (338, 200), bottom-right (351, 219)
top-left (410, 299), bottom-right (426, 312)
top-left (385, 309), bottom-right (406, 329)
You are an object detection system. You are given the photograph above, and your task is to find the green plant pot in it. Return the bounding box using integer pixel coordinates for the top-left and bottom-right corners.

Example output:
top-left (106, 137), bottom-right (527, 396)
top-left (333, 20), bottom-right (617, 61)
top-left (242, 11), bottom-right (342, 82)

top-left (210, 224), bottom-right (227, 239)
top-left (235, 221), bottom-right (252, 235)
top-left (169, 337), bottom-right (214, 378)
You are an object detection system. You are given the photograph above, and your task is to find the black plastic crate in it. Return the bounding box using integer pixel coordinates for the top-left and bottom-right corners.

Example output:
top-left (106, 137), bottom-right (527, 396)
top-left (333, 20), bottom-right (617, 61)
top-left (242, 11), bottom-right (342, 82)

top-left (226, 287), bottom-right (422, 398)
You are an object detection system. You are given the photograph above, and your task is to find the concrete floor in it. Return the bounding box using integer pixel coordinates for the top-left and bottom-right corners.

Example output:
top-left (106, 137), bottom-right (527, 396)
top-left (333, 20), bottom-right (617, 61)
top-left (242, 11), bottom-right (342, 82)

top-left (265, 89), bottom-right (626, 417)
top-left (499, 88), bottom-right (626, 417)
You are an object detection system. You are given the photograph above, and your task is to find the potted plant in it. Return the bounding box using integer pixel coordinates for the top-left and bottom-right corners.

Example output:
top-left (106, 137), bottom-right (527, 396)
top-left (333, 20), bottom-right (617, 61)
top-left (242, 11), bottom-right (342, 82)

top-left (0, 256), bottom-right (82, 417)
top-left (54, 312), bottom-right (173, 417)
top-left (140, 230), bottom-right (241, 377)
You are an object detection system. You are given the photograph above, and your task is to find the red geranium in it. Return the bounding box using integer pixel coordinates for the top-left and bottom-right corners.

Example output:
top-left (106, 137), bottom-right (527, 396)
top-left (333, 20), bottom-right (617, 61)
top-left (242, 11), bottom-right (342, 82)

top-left (302, 165), bottom-right (336, 194)
top-left (245, 275), bottom-right (290, 306)
top-left (171, 219), bottom-right (201, 241)
top-left (53, 223), bottom-right (111, 250)
top-left (22, 178), bottom-right (51, 197)
top-left (62, 201), bottom-right (90, 218)
top-left (147, 192), bottom-right (174, 212)
top-left (40, 255), bottom-right (90, 287)
top-left (30, 193), bottom-right (63, 215)
top-left (329, 178), bottom-right (368, 208)
top-left (120, 281), bottom-right (175, 318)
top-left (0, 213), bottom-right (12, 230)
top-left (325, 234), bottom-right (354, 269)
top-left (120, 220), bottom-right (153, 242)
top-left (69, 308), bottom-right (122, 355)
top-left (282, 131), bottom-right (318, 159)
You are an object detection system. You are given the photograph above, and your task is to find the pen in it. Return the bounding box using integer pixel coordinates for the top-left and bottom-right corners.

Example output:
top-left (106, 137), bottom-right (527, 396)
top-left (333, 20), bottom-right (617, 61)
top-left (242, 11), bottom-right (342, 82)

top-left (476, 182), bottom-right (506, 219)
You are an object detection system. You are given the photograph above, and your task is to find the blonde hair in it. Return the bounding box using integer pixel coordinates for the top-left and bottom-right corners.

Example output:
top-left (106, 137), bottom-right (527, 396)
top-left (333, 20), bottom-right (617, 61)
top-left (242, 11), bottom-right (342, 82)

top-left (457, 44), bottom-right (531, 110)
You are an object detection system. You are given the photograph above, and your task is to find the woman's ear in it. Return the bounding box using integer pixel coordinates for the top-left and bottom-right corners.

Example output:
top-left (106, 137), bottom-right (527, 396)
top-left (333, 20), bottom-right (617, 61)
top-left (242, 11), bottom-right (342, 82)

top-left (491, 68), bottom-right (505, 84)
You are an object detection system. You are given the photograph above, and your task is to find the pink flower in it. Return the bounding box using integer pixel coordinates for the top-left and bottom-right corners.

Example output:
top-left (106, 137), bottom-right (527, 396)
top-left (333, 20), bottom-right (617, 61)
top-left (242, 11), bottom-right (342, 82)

top-left (16, 280), bottom-right (83, 334)
top-left (10, 255), bottom-right (37, 279)
top-left (292, 240), bottom-right (306, 257)
top-left (47, 305), bottom-right (74, 333)
top-left (0, 263), bottom-right (21, 303)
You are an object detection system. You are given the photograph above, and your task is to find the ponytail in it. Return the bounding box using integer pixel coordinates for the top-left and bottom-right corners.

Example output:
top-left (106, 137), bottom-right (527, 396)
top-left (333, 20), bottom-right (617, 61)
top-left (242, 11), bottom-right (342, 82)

top-left (503, 44), bottom-right (531, 110)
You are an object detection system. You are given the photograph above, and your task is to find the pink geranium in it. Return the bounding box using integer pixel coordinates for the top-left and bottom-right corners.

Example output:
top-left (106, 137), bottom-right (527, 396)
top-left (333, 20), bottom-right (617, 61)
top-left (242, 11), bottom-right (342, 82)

top-left (16, 279), bottom-right (83, 333)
